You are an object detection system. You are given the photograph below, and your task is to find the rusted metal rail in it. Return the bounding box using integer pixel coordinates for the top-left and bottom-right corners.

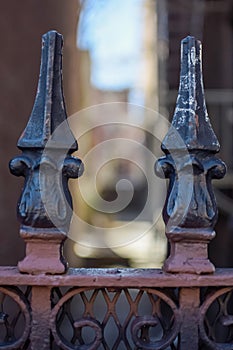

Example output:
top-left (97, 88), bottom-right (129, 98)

top-left (0, 31), bottom-right (232, 349)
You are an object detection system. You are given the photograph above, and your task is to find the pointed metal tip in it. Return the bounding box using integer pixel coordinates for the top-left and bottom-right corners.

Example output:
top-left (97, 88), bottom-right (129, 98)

top-left (41, 30), bottom-right (63, 57)
top-left (182, 35), bottom-right (197, 42)
top-left (181, 36), bottom-right (201, 60)
top-left (42, 30), bottom-right (63, 44)
top-left (162, 36), bottom-right (219, 153)
top-left (17, 30), bottom-right (77, 151)
top-left (43, 30), bottom-right (62, 36)
top-left (181, 36), bottom-right (201, 58)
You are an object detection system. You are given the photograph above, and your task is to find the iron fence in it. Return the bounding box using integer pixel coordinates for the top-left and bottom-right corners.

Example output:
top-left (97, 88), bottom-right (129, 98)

top-left (0, 31), bottom-right (232, 349)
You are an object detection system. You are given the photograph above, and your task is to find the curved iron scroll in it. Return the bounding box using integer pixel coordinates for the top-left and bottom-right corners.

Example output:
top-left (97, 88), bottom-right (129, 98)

top-left (50, 287), bottom-right (180, 349)
top-left (199, 287), bottom-right (233, 349)
top-left (0, 287), bottom-right (31, 349)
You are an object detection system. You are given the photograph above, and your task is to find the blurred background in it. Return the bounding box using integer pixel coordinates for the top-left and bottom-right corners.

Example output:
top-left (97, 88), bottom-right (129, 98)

top-left (0, 0), bottom-right (233, 268)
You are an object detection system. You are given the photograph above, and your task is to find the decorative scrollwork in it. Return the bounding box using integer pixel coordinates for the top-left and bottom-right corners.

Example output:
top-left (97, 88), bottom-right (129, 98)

top-left (50, 287), bottom-right (180, 349)
top-left (199, 287), bottom-right (233, 349)
top-left (0, 286), bottom-right (31, 349)
top-left (72, 318), bottom-right (102, 350)
top-left (131, 288), bottom-right (180, 350)
top-left (9, 30), bottom-right (83, 233)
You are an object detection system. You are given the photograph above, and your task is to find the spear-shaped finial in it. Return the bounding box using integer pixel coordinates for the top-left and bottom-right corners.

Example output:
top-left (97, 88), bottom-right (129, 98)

top-left (162, 36), bottom-right (219, 152)
top-left (18, 30), bottom-right (77, 151)
top-left (10, 31), bottom-right (83, 274)
top-left (155, 36), bottom-right (226, 274)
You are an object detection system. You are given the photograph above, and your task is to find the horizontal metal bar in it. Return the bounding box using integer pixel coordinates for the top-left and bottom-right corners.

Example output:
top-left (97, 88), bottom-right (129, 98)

top-left (1, 267), bottom-right (233, 287)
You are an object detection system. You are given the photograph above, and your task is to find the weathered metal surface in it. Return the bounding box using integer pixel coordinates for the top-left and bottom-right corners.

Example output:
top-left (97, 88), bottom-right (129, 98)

top-left (30, 286), bottom-right (51, 350)
top-left (179, 288), bottom-right (200, 350)
top-left (1, 280), bottom-right (233, 349)
top-left (9, 31), bottom-right (83, 274)
top-left (156, 36), bottom-right (226, 274)
top-left (50, 287), bottom-right (180, 349)
top-left (3, 32), bottom-right (233, 349)
top-left (2, 267), bottom-right (233, 288)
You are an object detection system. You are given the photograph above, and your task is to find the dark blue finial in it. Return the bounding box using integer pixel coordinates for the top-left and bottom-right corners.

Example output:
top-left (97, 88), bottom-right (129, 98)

top-left (162, 36), bottom-right (219, 152)
top-left (10, 31), bottom-right (83, 231)
top-left (18, 30), bottom-right (77, 151)
top-left (155, 36), bottom-right (226, 274)
top-left (9, 31), bottom-right (83, 274)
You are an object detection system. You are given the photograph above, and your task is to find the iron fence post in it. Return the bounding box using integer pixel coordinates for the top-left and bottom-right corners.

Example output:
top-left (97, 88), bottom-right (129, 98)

top-left (179, 287), bottom-right (200, 350)
top-left (9, 31), bottom-right (83, 275)
top-left (156, 36), bottom-right (226, 274)
top-left (31, 286), bottom-right (51, 350)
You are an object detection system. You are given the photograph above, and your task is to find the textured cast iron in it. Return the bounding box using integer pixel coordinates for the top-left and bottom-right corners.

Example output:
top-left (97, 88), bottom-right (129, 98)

top-left (155, 36), bottom-right (226, 274)
top-left (50, 287), bottom-right (180, 349)
top-left (2, 274), bottom-right (233, 349)
top-left (9, 30), bottom-right (84, 274)
top-left (158, 36), bottom-right (225, 228)
top-left (2, 31), bottom-right (233, 349)
top-left (9, 31), bottom-right (83, 232)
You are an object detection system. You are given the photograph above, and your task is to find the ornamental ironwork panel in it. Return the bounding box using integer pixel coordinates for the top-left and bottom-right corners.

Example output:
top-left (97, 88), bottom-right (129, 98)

top-left (50, 287), bottom-right (180, 349)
